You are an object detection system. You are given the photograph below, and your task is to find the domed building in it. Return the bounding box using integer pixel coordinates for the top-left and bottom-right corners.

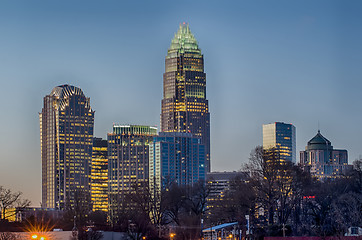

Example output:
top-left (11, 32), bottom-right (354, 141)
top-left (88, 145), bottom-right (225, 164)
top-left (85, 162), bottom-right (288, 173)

top-left (300, 130), bottom-right (350, 180)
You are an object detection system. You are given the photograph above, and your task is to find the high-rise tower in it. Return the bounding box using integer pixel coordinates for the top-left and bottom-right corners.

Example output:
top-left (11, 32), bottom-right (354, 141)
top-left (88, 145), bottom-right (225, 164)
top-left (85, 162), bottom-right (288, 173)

top-left (107, 125), bottom-right (157, 221)
top-left (263, 122), bottom-right (296, 163)
top-left (40, 85), bottom-right (94, 210)
top-left (149, 132), bottom-right (206, 193)
top-left (161, 23), bottom-right (210, 172)
top-left (91, 137), bottom-right (108, 212)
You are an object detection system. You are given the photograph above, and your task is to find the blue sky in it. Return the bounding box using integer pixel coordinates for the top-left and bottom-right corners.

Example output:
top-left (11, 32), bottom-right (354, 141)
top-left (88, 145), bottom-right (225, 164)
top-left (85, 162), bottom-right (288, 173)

top-left (0, 0), bottom-right (361, 205)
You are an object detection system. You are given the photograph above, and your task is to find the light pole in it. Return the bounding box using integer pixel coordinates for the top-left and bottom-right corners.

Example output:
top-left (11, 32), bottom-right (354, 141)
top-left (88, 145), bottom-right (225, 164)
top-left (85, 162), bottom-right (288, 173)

top-left (72, 216), bottom-right (78, 240)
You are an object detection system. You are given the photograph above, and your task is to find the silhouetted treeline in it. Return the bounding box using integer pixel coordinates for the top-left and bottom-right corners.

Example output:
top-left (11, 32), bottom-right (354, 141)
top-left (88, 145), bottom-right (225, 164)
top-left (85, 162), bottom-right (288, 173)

top-left (1, 147), bottom-right (360, 240)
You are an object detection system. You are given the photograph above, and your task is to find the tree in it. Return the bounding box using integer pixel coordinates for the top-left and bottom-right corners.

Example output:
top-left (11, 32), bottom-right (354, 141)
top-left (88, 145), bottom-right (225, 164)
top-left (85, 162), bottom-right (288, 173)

top-left (163, 183), bottom-right (187, 227)
top-left (243, 146), bottom-right (314, 236)
top-left (0, 186), bottom-right (30, 222)
top-left (244, 146), bottom-right (282, 226)
top-left (331, 192), bottom-right (362, 236)
top-left (62, 188), bottom-right (91, 231)
top-left (349, 159), bottom-right (362, 193)
top-left (0, 232), bottom-right (19, 240)
top-left (299, 167), bottom-right (362, 237)
top-left (116, 182), bottom-right (162, 240)
top-left (207, 176), bottom-right (255, 228)
top-left (185, 180), bottom-right (209, 218)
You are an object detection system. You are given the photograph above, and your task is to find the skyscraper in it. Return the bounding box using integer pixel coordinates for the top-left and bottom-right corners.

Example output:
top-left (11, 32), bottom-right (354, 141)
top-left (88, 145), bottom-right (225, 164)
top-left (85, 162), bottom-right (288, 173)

top-left (149, 132), bottom-right (206, 193)
top-left (161, 23), bottom-right (211, 172)
top-left (262, 122), bottom-right (296, 163)
top-left (300, 130), bottom-right (350, 180)
top-left (107, 125), bottom-right (157, 219)
top-left (91, 137), bottom-right (108, 212)
top-left (40, 84), bottom-right (94, 210)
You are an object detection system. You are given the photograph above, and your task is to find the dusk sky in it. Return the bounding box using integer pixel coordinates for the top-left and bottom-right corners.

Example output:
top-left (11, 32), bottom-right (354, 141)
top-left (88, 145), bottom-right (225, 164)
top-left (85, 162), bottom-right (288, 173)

top-left (0, 0), bottom-right (361, 206)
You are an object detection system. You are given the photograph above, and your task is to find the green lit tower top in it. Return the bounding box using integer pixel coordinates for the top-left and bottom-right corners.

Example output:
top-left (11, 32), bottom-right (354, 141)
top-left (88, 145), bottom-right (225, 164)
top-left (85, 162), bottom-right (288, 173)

top-left (167, 24), bottom-right (201, 58)
top-left (161, 23), bottom-right (211, 172)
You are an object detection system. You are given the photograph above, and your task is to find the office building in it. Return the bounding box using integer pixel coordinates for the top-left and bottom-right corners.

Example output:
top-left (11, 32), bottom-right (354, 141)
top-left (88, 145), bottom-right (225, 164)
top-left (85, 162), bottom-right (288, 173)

top-left (206, 171), bottom-right (248, 200)
top-left (149, 132), bottom-right (206, 193)
top-left (91, 137), bottom-right (108, 212)
top-left (107, 125), bottom-right (157, 218)
top-left (40, 84), bottom-right (94, 210)
top-left (160, 23), bottom-right (211, 172)
top-left (263, 122), bottom-right (296, 163)
top-left (15, 208), bottom-right (63, 222)
top-left (300, 130), bottom-right (350, 180)
top-left (206, 171), bottom-right (248, 220)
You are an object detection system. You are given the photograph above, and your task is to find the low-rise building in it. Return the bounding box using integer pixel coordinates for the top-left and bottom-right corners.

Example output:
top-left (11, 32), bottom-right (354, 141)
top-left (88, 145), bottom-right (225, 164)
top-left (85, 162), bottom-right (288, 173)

top-left (300, 130), bottom-right (352, 180)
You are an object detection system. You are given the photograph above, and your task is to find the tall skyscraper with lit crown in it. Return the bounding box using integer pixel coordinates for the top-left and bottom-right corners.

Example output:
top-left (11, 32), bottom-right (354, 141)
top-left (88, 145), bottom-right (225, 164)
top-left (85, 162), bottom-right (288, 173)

top-left (40, 84), bottom-right (94, 210)
top-left (161, 23), bottom-right (211, 172)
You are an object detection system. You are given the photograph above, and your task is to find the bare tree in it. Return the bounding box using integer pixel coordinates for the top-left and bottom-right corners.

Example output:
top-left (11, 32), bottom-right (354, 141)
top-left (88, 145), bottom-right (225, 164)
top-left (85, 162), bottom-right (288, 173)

top-left (0, 232), bottom-right (19, 240)
top-left (0, 186), bottom-right (30, 221)
top-left (244, 146), bottom-right (281, 225)
top-left (243, 146), bottom-right (313, 237)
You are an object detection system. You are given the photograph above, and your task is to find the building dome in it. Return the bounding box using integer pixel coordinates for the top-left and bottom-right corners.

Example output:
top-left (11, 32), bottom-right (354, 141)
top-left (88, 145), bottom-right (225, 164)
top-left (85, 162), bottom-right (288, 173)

top-left (307, 130), bottom-right (332, 150)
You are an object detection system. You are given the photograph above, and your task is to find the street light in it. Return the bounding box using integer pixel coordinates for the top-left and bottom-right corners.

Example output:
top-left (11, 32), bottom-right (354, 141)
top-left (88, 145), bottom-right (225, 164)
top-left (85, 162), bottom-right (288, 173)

top-left (31, 235), bottom-right (46, 240)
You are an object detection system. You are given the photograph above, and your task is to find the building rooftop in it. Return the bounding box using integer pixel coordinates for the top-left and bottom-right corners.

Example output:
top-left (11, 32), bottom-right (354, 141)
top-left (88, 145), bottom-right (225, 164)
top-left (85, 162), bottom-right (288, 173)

top-left (207, 171), bottom-right (249, 181)
top-left (51, 84), bottom-right (85, 98)
top-left (167, 23), bottom-right (201, 58)
top-left (307, 130), bottom-right (333, 150)
top-left (112, 124), bottom-right (158, 135)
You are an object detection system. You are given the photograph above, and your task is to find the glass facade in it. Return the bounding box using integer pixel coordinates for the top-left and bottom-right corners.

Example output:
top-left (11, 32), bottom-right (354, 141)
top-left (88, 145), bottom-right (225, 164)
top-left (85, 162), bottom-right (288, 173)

top-left (40, 85), bottom-right (94, 210)
top-left (107, 125), bottom-right (157, 219)
top-left (161, 23), bottom-right (211, 172)
top-left (91, 137), bottom-right (108, 212)
top-left (263, 122), bottom-right (296, 163)
top-left (149, 132), bottom-right (205, 194)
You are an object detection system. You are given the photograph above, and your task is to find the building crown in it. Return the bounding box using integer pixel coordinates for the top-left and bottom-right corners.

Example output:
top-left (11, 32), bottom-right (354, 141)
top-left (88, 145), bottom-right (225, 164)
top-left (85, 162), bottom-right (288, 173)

top-left (167, 23), bottom-right (201, 58)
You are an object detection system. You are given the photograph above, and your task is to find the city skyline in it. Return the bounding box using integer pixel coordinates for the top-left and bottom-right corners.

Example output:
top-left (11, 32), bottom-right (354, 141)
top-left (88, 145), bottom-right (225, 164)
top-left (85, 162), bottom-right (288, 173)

top-left (0, 0), bottom-right (361, 206)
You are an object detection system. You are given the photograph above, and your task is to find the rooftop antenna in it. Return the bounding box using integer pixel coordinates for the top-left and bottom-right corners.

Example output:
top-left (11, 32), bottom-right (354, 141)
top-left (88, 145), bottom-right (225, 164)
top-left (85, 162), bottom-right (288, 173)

top-left (318, 121), bottom-right (320, 133)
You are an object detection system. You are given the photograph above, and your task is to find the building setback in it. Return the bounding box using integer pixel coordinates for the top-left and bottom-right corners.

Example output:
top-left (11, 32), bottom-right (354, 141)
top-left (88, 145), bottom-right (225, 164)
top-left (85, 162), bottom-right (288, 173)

top-left (263, 122), bottom-right (296, 163)
top-left (300, 130), bottom-right (350, 180)
top-left (40, 85), bottom-right (94, 210)
top-left (160, 23), bottom-right (211, 172)
top-left (91, 137), bottom-right (108, 212)
top-left (149, 132), bottom-right (206, 193)
top-left (107, 125), bottom-right (157, 219)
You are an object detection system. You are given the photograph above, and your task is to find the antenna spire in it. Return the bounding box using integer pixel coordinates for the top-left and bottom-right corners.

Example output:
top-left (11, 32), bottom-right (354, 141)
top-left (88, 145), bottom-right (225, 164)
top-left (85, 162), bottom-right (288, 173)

top-left (318, 121), bottom-right (320, 133)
